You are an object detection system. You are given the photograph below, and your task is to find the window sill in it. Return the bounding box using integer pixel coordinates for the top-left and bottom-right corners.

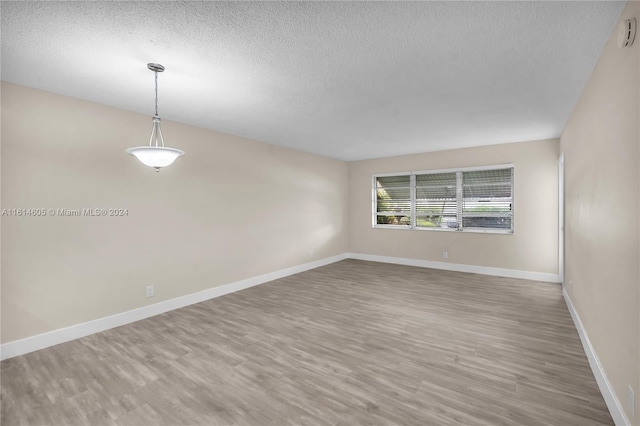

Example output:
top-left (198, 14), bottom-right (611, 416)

top-left (373, 225), bottom-right (513, 235)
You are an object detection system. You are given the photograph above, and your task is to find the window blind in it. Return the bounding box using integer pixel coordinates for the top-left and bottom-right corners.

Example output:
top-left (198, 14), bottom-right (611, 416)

top-left (415, 172), bottom-right (457, 229)
top-left (462, 168), bottom-right (512, 230)
top-left (373, 166), bottom-right (513, 232)
top-left (375, 175), bottom-right (411, 226)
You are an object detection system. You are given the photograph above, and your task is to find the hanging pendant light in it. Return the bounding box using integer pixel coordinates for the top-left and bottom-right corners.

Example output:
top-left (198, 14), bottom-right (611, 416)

top-left (127, 63), bottom-right (184, 172)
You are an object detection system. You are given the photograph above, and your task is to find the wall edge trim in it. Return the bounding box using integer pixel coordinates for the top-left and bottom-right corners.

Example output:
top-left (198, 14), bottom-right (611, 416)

top-left (347, 253), bottom-right (560, 283)
top-left (0, 253), bottom-right (348, 361)
top-left (563, 289), bottom-right (630, 426)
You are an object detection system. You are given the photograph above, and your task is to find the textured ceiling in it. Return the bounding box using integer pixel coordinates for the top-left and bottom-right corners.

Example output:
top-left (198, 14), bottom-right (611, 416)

top-left (1, 1), bottom-right (625, 161)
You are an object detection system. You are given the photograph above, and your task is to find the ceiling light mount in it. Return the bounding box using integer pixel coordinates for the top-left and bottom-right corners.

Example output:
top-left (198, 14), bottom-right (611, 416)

top-left (147, 63), bottom-right (165, 73)
top-left (126, 63), bottom-right (184, 172)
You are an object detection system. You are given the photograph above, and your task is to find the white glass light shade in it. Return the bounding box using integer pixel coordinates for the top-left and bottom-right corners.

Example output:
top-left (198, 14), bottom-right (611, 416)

top-left (126, 146), bottom-right (185, 169)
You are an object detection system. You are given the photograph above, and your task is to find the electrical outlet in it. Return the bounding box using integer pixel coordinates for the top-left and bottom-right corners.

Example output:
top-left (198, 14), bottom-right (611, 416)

top-left (146, 285), bottom-right (154, 298)
top-left (629, 386), bottom-right (635, 417)
top-left (442, 251), bottom-right (448, 259)
top-left (309, 251), bottom-right (314, 258)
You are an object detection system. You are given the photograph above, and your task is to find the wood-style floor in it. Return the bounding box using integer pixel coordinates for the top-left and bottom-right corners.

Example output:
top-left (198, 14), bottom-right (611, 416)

top-left (1, 260), bottom-right (612, 426)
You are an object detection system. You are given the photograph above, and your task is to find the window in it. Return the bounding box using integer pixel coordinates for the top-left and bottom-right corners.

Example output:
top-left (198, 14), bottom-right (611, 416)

top-left (373, 166), bottom-right (513, 233)
top-left (461, 168), bottom-right (513, 230)
top-left (415, 172), bottom-right (458, 229)
top-left (375, 175), bottom-right (411, 226)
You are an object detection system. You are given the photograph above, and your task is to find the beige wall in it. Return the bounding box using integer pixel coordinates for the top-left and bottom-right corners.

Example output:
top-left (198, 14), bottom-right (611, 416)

top-left (560, 1), bottom-right (639, 421)
top-left (348, 139), bottom-right (559, 274)
top-left (0, 82), bottom-right (349, 344)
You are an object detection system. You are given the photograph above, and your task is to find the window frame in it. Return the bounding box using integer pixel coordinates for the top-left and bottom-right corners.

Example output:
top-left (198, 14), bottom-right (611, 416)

top-left (372, 164), bottom-right (514, 234)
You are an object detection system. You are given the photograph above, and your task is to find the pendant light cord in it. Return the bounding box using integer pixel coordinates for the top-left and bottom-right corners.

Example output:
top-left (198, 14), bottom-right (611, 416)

top-left (154, 71), bottom-right (159, 117)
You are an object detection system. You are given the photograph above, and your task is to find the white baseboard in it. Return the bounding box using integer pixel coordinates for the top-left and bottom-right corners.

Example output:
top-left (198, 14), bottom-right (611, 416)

top-left (0, 252), bottom-right (560, 361)
top-left (348, 253), bottom-right (560, 283)
top-left (0, 253), bottom-right (348, 361)
top-left (563, 289), bottom-right (629, 426)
